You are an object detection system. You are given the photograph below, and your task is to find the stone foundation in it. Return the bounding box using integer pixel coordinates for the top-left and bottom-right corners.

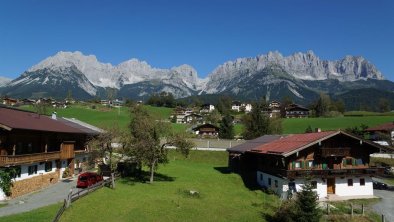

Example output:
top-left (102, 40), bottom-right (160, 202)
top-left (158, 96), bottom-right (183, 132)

top-left (11, 171), bottom-right (60, 198)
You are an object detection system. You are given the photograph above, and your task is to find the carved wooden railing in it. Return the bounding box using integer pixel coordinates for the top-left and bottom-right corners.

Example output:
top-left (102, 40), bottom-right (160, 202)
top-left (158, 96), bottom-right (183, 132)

top-left (320, 147), bottom-right (351, 157)
top-left (260, 167), bottom-right (384, 179)
top-left (0, 151), bottom-right (61, 166)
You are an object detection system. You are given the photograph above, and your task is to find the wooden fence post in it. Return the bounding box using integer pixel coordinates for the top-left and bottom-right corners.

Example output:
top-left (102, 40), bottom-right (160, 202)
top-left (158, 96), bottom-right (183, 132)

top-left (327, 203), bottom-right (330, 215)
top-left (350, 203), bottom-right (353, 217)
top-left (382, 214), bottom-right (385, 222)
top-left (66, 189), bottom-right (72, 208)
top-left (362, 204), bottom-right (364, 216)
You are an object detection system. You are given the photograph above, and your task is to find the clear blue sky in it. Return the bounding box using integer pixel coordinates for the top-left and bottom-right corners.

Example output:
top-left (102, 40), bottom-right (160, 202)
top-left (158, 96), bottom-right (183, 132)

top-left (0, 0), bottom-right (393, 79)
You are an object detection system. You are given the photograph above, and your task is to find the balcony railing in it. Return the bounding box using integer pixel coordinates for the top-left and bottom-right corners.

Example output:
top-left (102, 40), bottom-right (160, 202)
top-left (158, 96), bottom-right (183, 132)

top-left (261, 167), bottom-right (384, 179)
top-left (0, 151), bottom-right (61, 166)
top-left (320, 147), bottom-right (351, 157)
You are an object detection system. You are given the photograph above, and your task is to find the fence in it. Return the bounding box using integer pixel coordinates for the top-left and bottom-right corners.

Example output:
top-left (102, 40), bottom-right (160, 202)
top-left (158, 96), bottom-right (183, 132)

top-left (188, 138), bottom-right (246, 150)
top-left (52, 176), bottom-right (114, 222)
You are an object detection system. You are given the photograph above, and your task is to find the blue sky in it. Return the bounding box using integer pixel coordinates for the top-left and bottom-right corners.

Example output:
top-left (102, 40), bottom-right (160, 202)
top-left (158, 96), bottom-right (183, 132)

top-left (0, 0), bottom-right (393, 79)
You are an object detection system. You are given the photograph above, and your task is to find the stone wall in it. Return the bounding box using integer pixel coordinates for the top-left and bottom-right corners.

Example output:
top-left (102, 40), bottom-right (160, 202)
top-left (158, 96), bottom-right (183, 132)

top-left (11, 171), bottom-right (60, 198)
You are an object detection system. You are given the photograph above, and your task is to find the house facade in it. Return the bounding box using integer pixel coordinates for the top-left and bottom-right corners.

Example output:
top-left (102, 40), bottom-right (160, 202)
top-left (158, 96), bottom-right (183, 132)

top-left (229, 131), bottom-right (385, 200)
top-left (200, 104), bottom-right (215, 113)
top-left (0, 106), bottom-right (100, 200)
top-left (285, 104), bottom-right (309, 118)
top-left (192, 123), bottom-right (220, 137)
top-left (365, 122), bottom-right (394, 146)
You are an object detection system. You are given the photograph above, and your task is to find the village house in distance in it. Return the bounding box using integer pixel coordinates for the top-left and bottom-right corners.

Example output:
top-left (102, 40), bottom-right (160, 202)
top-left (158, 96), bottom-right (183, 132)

top-left (0, 105), bottom-right (101, 200)
top-left (228, 130), bottom-right (387, 200)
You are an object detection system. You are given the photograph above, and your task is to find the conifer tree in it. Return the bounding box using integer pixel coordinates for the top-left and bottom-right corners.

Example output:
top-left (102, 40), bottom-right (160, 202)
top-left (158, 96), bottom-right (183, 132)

top-left (295, 178), bottom-right (322, 222)
top-left (219, 113), bottom-right (234, 139)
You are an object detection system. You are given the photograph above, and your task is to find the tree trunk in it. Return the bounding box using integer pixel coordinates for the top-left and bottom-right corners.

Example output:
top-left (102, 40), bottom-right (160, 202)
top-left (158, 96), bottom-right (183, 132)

top-left (149, 159), bottom-right (156, 183)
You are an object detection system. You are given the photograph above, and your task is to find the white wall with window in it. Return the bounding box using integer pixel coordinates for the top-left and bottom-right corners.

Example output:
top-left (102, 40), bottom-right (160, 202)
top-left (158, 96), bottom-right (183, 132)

top-left (15, 160), bottom-right (57, 181)
top-left (335, 176), bottom-right (373, 196)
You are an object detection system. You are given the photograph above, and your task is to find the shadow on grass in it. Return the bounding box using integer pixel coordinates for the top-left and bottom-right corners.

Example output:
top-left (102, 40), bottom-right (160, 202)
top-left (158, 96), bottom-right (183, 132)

top-left (214, 166), bottom-right (260, 191)
top-left (214, 166), bottom-right (232, 174)
top-left (119, 171), bottom-right (175, 185)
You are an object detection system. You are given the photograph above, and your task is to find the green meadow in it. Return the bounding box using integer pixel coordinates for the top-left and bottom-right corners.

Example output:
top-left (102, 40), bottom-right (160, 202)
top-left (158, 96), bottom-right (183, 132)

top-left (0, 151), bottom-right (279, 222)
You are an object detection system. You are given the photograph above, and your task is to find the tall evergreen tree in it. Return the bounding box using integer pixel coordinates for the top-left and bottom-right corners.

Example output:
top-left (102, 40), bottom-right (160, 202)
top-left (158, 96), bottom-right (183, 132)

top-left (219, 113), bottom-right (234, 139)
top-left (315, 93), bottom-right (331, 117)
top-left (295, 179), bottom-right (322, 222)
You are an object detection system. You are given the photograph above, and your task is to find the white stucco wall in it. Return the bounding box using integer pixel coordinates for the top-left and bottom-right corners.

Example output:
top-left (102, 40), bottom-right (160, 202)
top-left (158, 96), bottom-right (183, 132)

top-left (16, 160), bottom-right (56, 181)
top-left (257, 171), bottom-right (327, 199)
top-left (335, 176), bottom-right (373, 196)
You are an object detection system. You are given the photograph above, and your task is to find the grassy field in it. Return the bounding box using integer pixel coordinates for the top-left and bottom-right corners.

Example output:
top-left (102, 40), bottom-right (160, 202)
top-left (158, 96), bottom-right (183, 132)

top-left (18, 104), bottom-right (394, 135)
top-left (0, 203), bottom-right (62, 222)
top-left (282, 116), bottom-right (394, 134)
top-left (57, 150), bottom-right (278, 222)
top-left (20, 104), bottom-right (173, 130)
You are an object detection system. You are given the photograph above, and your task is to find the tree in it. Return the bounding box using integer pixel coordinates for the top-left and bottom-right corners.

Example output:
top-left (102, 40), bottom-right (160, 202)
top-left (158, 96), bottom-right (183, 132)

top-left (219, 113), bottom-right (234, 139)
top-left (128, 105), bottom-right (193, 183)
top-left (33, 103), bottom-right (48, 115)
top-left (315, 93), bottom-right (331, 117)
top-left (87, 126), bottom-right (122, 172)
top-left (379, 98), bottom-right (390, 112)
top-left (242, 100), bottom-right (270, 139)
top-left (206, 109), bottom-right (221, 125)
top-left (280, 96), bottom-right (293, 118)
top-left (294, 178), bottom-right (322, 222)
top-left (217, 96), bottom-right (232, 114)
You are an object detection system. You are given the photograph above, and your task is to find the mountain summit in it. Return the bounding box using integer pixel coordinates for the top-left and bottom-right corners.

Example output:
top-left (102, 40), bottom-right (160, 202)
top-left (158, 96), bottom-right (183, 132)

top-left (0, 51), bottom-right (387, 101)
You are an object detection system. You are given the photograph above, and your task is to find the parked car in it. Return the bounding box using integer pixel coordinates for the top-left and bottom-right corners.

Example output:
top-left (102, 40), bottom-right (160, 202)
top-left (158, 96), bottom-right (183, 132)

top-left (77, 172), bottom-right (103, 188)
top-left (373, 180), bottom-right (388, 190)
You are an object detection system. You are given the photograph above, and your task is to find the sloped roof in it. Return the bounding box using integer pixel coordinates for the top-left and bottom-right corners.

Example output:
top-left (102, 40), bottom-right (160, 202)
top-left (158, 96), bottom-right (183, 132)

top-left (250, 131), bottom-right (338, 156)
top-left (192, 123), bottom-right (220, 131)
top-left (0, 106), bottom-right (93, 134)
top-left (58, 118), bottom-right (103, 135)
top-left (227, 135), bottom-right (283, 154)
top-left (365, 122), bottom-right (394, 132)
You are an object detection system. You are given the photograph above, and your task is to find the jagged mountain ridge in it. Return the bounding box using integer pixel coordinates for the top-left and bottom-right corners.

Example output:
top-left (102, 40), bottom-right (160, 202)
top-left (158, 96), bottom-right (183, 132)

top-left (202, 50), bottom-right (383, 94)
top-left (0, 50), bottom-right (388, 101)
top-left (0, 77), bottom-right (12, 87)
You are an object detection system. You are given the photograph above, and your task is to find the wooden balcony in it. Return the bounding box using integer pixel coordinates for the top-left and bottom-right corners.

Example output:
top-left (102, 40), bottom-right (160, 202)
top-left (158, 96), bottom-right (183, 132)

top-left (261, 167), bottom-right (384, 179)
top-left (320, 147), bottom-right (351, 157)
top-left (0, 151), bottom-right (61, 166)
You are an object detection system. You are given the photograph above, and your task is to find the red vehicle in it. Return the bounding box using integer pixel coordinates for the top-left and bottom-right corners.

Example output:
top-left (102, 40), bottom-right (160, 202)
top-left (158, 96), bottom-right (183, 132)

top-left (77, 172), bottom-right (103, 188)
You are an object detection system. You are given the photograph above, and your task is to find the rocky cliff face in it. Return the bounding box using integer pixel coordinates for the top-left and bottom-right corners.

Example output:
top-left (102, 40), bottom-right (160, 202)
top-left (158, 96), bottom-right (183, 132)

top-left (203, 50), bottom-right (384, 94)
top-left (0, 50), bottom-right (386, 100)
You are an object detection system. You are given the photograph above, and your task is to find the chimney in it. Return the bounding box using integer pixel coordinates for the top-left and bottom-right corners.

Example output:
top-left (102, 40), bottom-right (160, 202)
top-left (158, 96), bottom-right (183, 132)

top-left (315, 128), bottom-right (321, 133)
top-left (51, 112), bottom-right (57, 120)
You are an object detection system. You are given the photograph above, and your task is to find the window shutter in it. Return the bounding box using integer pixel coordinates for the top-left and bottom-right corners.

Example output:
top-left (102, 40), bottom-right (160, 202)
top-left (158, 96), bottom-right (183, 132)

top-left (301, 161), bottom-right (304, 169)
top-left (292, 161), bottom-right (295, 169)
top-left (342, 159), bottom-right (346, 167)
top-left (352, 158), bottom-right (355, 166)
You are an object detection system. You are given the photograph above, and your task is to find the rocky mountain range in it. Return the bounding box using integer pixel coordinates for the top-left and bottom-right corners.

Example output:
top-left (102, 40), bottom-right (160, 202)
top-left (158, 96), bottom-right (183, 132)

top-left (0, 50), bottom-right (391, 107)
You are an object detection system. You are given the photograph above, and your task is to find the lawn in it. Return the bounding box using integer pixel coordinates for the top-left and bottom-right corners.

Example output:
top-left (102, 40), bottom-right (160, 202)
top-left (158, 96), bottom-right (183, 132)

top-left (57, 150), bottom-right (279, 222)
top-left (0, 203), bottom-right (62, 222)
top-left (282, 116), bottom-right (394, 134)
top-left (20, 104), bottom-right (173, 130)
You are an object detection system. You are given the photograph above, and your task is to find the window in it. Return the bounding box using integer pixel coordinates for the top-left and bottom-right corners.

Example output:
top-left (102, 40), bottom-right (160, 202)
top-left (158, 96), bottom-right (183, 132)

top-left (356, 158), bottom-right (363, 165)
top-left (275, 180), bottom-right (278, 188)
top-left (268, 178), bottom-right (271, 186)
top-left (311, 181), bottom-right (317, 189)
top-left (308, 160), bottom-right (314, 168)
top-left (28, 165), bottom-right (38, 175)
top-left (295, 161), bottom-right (301, 169)
top-left (348, 179), bottom-right (353, 186)
top-left (346, 158), bottom-right (353, 166)
top-left (360, 178), bottom-right (365, 186)
top-left (45, 161), bottom-right (52, 172)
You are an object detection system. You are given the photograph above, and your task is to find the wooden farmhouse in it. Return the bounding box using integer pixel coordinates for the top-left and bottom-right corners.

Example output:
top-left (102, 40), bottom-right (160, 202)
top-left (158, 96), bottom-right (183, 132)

top-left (228, 130), bottom-right (386, 200)
top-left (0, 106), bottom-right (101, 200)
top-left (365, 122), bottom-right (394, 146)
top-left (192, 123), bottom-right (220, 137)
top-left (285, 104), bottom-right (309, 118)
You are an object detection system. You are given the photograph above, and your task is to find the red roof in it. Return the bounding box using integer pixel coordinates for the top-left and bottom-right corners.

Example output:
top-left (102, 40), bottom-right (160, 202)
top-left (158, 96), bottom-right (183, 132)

top-left (250, 131), bottom-right (338, 156)
top-left (0, 107), bottom-right (85, 133)
top-left (365, 122), bottom-right (394, 132)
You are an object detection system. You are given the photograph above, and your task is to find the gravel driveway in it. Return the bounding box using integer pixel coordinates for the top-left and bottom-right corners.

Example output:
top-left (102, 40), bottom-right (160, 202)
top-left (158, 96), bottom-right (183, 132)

top-left (373, 189), bottom-right (394, 222)
top-left (0, 178), bottom-right (79, 217)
